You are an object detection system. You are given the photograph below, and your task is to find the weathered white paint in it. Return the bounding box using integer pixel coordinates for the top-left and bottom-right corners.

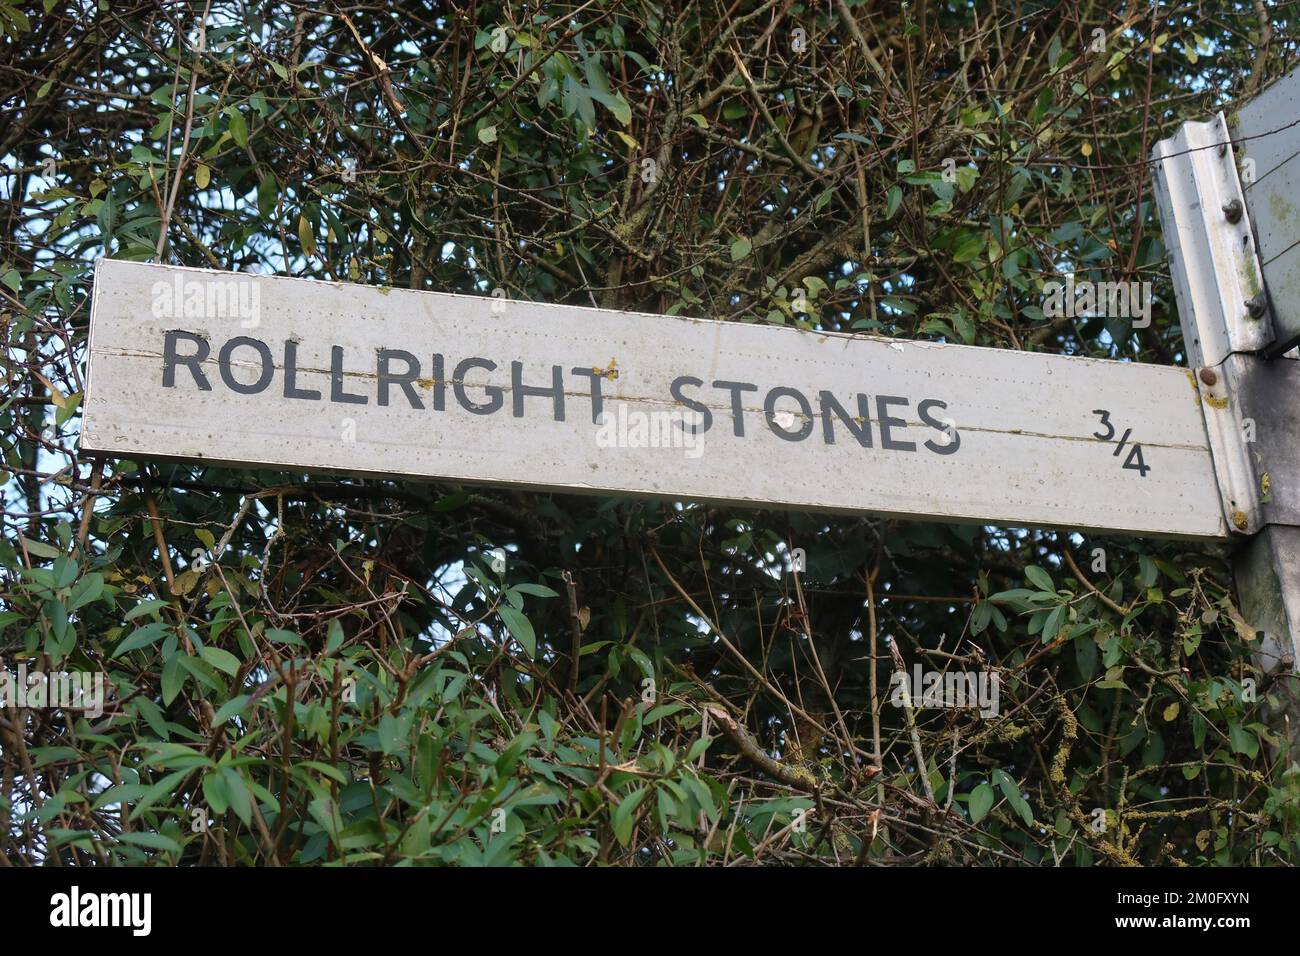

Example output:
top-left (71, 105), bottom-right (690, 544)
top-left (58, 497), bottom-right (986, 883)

top-left (82, 259), bottom-right (1229, 538)
top-left (1237, 67), bottom-right (1300, 353)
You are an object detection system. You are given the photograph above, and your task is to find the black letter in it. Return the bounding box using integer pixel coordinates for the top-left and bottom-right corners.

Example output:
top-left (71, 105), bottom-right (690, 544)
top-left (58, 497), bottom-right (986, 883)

top-left (162, 330), bottom-right (211, 389)
top-left (283, 340), bottom-right (321, 401)
top-left (378, 349), bottom-right (424, 409)
top-left (876, 395), bottom-right (915, 451)
top-left (919, 398), bottom-right (960, 455)
top-left (670, 376), bottom-right (713, 433)
top-left (764, 387), bottom-right (814, 441)
top-left (218, 336), bottom-right (273, 395)
top-left (430, 353), bottom-right (446, 411)
top-left (570, 367), bottom-right (606, 423)
top-left (512, 361), bottom-right (565, 421)
top-left (330, 345), bottom-right (368, 404)
top-left (711, 380), bottom-right (758, 436)
top-left (819, 391), bottom-right (872, 446)
top-left (454, 357), bottom-right (504, 415)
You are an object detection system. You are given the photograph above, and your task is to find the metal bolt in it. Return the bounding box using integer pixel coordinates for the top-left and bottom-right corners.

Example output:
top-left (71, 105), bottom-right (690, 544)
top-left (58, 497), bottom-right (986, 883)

top-left (1223, 199), bottom-right (1243, 223)
top-left (1246, 292), bottom-right (1268, 319)
top-left (1198, 367), bottom-right (1217, 386)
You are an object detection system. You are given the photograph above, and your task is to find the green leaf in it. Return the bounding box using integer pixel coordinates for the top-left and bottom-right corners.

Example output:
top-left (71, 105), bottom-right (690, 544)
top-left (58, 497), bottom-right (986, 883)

top-left (53, 556), bottom-right (78, 589)
top-left (729, 237), bottom-right (752, 261)
top-left (112, 621), bottom-right (170, 657)
top-left (297, 214), bottom-right (317, 257)
top-left (161, 653), bottom-right (186, 705)
top-left (627, 647), bottom-right (654, 680)
top-left (201, 646), bottom-right (240, 676)
top-left (117, 831), bottom-right (182, 855)
top-left (124, 599), bottom-right (168, 621)
top-left (1228, 719), bottom-right (1259, 759)
top-left (257, 173), bottom-right (278, 217)
top-left (296, 760), bottom-right (349, 785)
top-left (402, 808), bottom-right (431, 856)
top-left (498, 606), bottom-right (536, 657)
top-left (378, 712), bottom-right (404, 755)
top-left (612, 787), bottom-right (649, 846)
top-left (645, 702), bottom-right (686, 723)
top-left (131, 696), bottom-right (169, 738)
top-left (203, 771), bottom-right (230, 815)
top-left (20, 536), bottom-right (61, 559)
top-left (886, 185), bottom-right (903, 218)
top-left (127, 768), bottom-right (189, 821)
top-left (969, 783), bottom-right (995, 824)
top-left (992, 769), bottom-right (1033, 826)
top-left (1024, 565), bottom-right (1055, 592)
top-left (951, 309), bottom-right (975, 344)
top-left (265, 628), bottom-right (304, 646)
top-left (952, 232), bottom-right (985, 263)
top-left (1075, 632), bottom-right (1098, 681)
top-left (511, 583), bottom-right (559, 598)
top-left (227, 107), bottom-right (249, 148)
top-left (212, 695), bottom-right (250, 725)
top-left (1138, 554), bottom-right (1158, 588)
top-left (220, 765), bottom-right (252, 825)
top-left (589, 89), bottom-right (632, 126)
top-left (1042, 605), bottom-right (1066, 643)
top-left (685, 736), bottom-right (713, 763)
top-left (67, 573), bottom-right (103, 611)
top-left (326, 618), bottom-right (345, 653)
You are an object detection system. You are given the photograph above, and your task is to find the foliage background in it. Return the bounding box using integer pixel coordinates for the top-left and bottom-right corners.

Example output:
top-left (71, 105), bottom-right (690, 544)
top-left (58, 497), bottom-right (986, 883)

top-left (2, 0), bottom-right (1299, 865)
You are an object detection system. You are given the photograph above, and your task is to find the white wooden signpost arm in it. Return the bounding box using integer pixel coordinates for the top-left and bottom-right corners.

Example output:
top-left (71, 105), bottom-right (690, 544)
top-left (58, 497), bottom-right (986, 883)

top-left (80, 259), bottom-right (1229, 541)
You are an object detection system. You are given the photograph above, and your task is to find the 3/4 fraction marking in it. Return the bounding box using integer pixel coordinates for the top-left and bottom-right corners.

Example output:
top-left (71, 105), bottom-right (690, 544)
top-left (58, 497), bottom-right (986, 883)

top-left (1092, 409), bottom-right (1150, 477)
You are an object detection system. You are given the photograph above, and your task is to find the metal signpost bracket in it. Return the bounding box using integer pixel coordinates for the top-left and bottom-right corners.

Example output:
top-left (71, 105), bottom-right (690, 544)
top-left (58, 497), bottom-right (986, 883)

top-left (1151, 113), bottom-right (1274, 365)
top-left (1152, 113), bottom-right (1275, 535)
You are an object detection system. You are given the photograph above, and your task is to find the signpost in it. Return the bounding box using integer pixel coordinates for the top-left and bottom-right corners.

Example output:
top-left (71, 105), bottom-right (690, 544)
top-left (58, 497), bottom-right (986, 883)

top-left (82, 258), bottom-right (1228, 539)
top-left (79, 66), bottom-right (1300, 734)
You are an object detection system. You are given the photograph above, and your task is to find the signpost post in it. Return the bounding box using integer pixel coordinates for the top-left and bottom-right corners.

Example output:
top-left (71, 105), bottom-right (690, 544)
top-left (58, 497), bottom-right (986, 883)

top-left (1235, 67), bottom-right (1300, 357)
top-left (1151, 72), bottom-right (1300, 744)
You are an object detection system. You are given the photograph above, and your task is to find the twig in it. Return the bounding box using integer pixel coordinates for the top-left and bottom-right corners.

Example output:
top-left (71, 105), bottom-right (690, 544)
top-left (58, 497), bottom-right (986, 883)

top-left (564, 570), bottom-right (583, 694)
top-left (1062, 548), bottom-right (1128, 616)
